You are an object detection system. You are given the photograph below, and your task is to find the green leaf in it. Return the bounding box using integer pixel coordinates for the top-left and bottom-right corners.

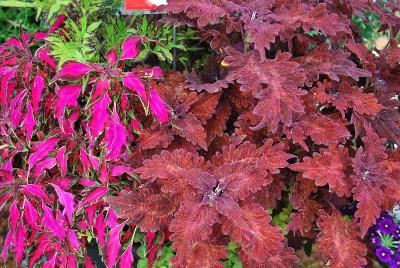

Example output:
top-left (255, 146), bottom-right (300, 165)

top-left (137, 258), bottom-right (148, 268)
top-left (0, 0), bottom-right (34, 8)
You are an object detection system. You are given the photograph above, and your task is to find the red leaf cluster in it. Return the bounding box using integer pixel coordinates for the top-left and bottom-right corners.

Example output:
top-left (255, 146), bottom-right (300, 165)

top-left (107, 0), bottom-right (400, 266)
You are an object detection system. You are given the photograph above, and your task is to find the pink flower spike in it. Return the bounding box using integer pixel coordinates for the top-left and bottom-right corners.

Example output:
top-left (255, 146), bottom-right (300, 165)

top-left (149, 89), bottom-right (169, 122)
top-left (120, 36), bottom-right (141, 60)
top-left (122, 73), bottom-right (147, 101)
top-left (51, 184), bottom-right (75, 225)
top-left (55, 62), bottom-right (93, 81)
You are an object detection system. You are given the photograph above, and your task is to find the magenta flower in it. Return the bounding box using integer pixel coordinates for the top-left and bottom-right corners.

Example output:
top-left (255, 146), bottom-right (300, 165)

top-left (376, 247), bottom-right (392, 263)
top-left (149, 89), bottom-right (169, 122)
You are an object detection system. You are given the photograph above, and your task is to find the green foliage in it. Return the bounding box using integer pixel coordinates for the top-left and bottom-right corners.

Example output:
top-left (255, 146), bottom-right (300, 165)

top-left (224, 243), bottom-right (242, 268)
top-left (103, 15), bottom-right (200, 69)
top-left (153, 244), bottom-right (175, 268)
top-left (352, 11), bottom-right (389, 50)
top-left (271, 204), bottom-right (292, 235)
top-left (46, 16), bottom-right (101, 67)
top-left (0, 7), bottom-right (43, 42)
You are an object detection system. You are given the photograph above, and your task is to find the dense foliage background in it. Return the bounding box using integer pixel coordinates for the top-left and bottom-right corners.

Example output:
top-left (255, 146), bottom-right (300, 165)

top-left (0, 0), bottom-right (400, 267)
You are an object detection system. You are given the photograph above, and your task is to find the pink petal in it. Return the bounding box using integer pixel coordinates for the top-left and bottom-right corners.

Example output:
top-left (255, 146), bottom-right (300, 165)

top-left (106, 221), bottom-right (126, 267)
top-left (27, 138), bottom-right (58, 169)
top-left (37, 49), bottom-right (57, 70)
top-left (55, 84), bottom-right (81, 121)
top-left (56, 146), bottom-right (68, 177)
top-left (76, 187), bottom-right (108, 211)
top-left (94, 211), bottom-right (106, 248)
top-left (149, 89), bottom-right (169, 122)
top-left (21, 184), bottom-right (51, 203)
top-left (23, 103), bottom-right (36, 143)
top-left (52, 184), bottom-right (75, 224)
top-left (122, 73), bottom-right (147, 101)
top-left (55, 62), bottom-right (92, 80)
top-left (42, 205), bottom-right (66, 239)
top-left (104, 104), bottom-right (127, 160)
top-left (120, 36), bottom-right (140, 60)
top-left (89, 93), bottom-right (111, 140)
top-left (119, 241), bottom-right (134, 268)
top-left (23, 198), bottom-right (39, 229)
top-left (14, 224), bottom-right (27, 264)
top-left (32, 74), bottom-right (45, 114)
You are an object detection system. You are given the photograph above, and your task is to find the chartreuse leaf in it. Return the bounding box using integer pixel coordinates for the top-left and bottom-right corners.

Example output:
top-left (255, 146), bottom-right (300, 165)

top-left (154, 244), bottom-right (175, 268)
top-left (223, 243), bottom-right (242, 268)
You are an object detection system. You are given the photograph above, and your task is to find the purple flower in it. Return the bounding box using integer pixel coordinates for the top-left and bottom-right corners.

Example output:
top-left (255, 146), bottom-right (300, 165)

top-left (376, 247), bottom-right (392, 263)
top-left (381, 211), bottom-right (392, 221)
top-left (389, 253), bottom-right (400, 268)
top-left (371, 236), bottom-right (382, 247)
top-left (378, 219), bottom-right (396, 234)
top-left (393, 225), bottom-right (400, 239)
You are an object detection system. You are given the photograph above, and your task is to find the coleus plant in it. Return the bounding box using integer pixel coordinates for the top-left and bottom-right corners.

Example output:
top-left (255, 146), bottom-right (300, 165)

top-left (105, 0), bottom-right (400, 267)
top-left (1, 1), bottom-right (400, 268)
top-left (0, 14), bottom-right (170, 267)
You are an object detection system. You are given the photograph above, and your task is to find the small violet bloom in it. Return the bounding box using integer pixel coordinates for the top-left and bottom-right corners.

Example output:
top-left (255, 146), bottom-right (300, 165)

top-left (371, 236), bottom-right (381, 247)
top-left (378, 219), bottom-right (396, 235)
top-left (390, 253), bottom-right (400, 268)
top-left (376, 247), bottom-right (392, 263)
